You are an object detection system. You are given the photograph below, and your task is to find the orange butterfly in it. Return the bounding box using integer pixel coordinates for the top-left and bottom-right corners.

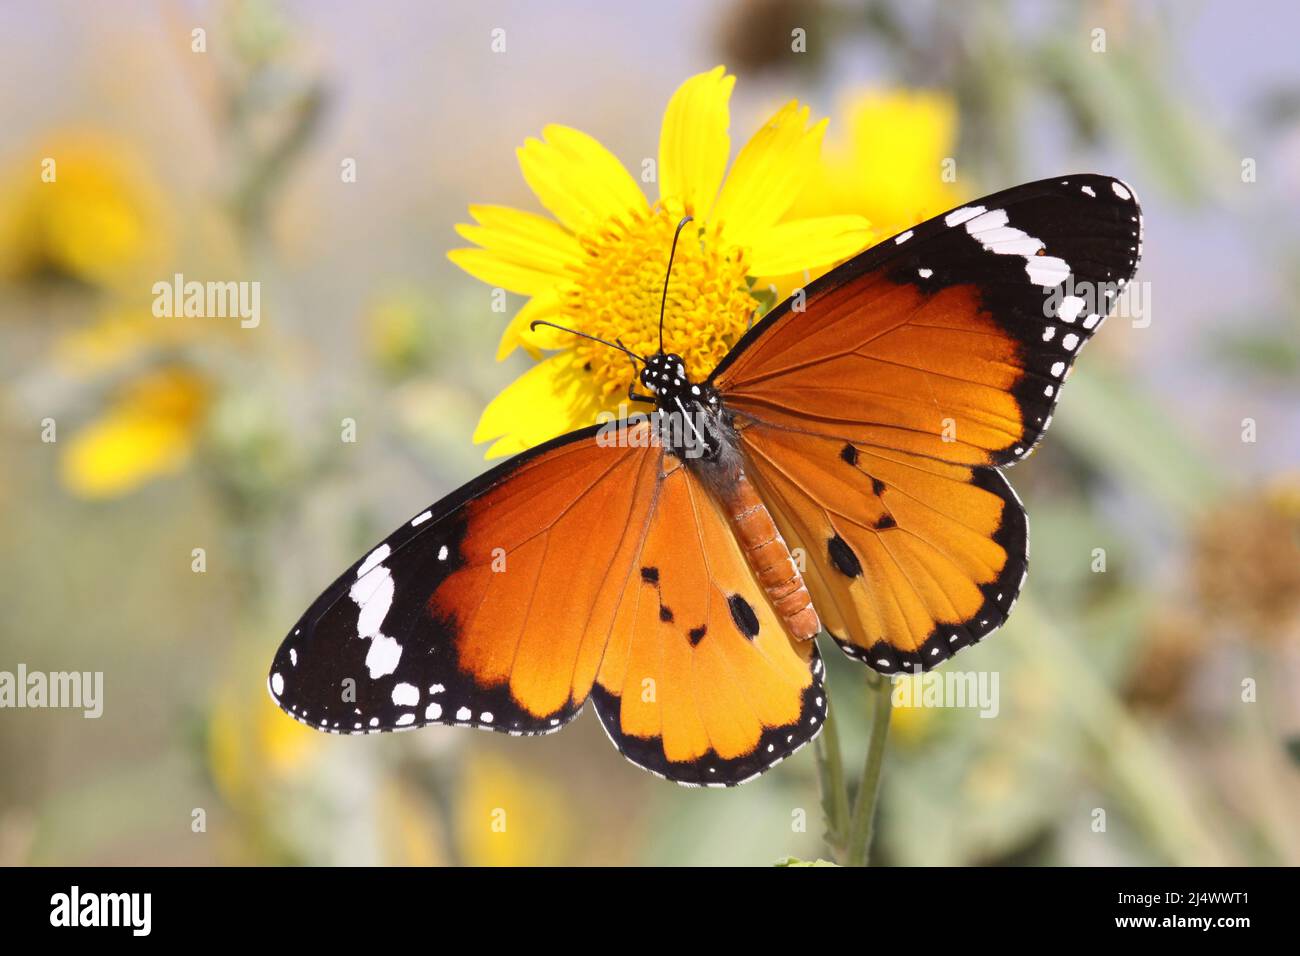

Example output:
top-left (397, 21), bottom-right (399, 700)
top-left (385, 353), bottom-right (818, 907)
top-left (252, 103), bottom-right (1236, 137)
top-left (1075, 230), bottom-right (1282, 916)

top-left (269, 175), bottom-right (1142, 786)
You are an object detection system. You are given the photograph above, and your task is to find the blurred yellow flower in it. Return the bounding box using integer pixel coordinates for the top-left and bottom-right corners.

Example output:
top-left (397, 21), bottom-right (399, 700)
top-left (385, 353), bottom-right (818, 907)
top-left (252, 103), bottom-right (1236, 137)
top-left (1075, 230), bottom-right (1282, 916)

top-left (0, 131), bottom-right (171, 290)
top-left (769, 90), bottom-right (962, 298)
top-left (455, 752), bottom-right (575, 866)
top-left (60, 366), bottom-right (210, 499)
top-left (793, 89), bottom-right (961, 238)
top-left (888, 673), bottom-right (939, 745)
top-left (449, 66), bottom-right (873, 458)
top-left (208, 674), bottom-right (324, 808)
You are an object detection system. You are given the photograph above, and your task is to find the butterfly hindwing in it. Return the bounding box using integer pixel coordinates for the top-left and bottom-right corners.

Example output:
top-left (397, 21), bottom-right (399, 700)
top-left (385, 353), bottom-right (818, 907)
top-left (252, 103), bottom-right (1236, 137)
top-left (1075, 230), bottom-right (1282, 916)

top-left (737, 418), bottom-right (1026, 672)
top-left (590, 456), bottom-right (826, 786)
top-left (712, 174), bottom-right (1142, 468)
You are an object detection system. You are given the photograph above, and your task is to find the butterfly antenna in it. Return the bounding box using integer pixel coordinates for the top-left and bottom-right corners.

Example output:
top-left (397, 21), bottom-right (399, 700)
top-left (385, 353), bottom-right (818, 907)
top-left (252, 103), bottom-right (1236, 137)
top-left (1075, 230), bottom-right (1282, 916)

top-left (659, 216), bottom-right (694, 354)
top-left (528, 320), bottom-right (647, 363)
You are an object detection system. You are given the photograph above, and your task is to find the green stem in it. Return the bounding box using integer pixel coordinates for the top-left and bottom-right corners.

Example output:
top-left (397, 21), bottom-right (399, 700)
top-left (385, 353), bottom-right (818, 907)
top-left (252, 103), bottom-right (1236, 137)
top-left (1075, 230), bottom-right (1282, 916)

top-left (814, 702), bottom-right (851, 859)
top-left (845, 672), bottom-right (893, 867)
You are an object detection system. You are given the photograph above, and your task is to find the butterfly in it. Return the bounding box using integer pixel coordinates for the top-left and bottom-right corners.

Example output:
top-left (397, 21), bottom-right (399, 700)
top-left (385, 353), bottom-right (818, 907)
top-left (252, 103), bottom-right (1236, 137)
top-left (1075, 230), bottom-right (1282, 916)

top-left (269, 174), bottom-right (1142, 787)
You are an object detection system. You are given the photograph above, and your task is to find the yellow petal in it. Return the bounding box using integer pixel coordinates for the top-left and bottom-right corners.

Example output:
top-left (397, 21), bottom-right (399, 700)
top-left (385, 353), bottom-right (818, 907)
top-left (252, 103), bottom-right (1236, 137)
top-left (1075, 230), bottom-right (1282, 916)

top-left (457, 204), bottom-right (582, 274)
top-left (60, 368), bottom-right (208, 498)
top-left (517, 125), bottom-right (647, 233)
top-left (794, 89), bottom-right (960, 233)
top-left (496, 290), bottom-right (568, 360)
top-left (712, 101), bottom-right (827, 240)
top-left (747, 214), bottom-right (875, 276)
top-left (658, 66), bottom-right (734, 218)
top-left (446, 247), bottom-right (563, 298)
top-left (473, 351), bottom-right (605, 458)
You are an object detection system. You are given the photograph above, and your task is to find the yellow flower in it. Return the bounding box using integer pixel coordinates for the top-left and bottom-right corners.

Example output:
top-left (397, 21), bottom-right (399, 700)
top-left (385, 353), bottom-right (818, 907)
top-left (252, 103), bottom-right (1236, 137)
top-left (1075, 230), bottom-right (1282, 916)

top-left (449, 66), bottom-right (873, 458)
top-left (0, 131), bottom-right (171, 290)
top-left (765, 90), bottom-right (962, 300)
top-left (60, 366), bottom-right (210, 499)
top-left (209, 676), bottom-right (324, 805)
top-left (792, 89), bottom-right (961, 238)
top-left (455, 752), bottom-right (576, 866)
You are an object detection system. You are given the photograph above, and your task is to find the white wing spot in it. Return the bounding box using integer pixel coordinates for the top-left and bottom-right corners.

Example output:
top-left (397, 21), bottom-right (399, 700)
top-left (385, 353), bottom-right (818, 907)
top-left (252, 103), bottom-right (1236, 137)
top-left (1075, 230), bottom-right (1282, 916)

top-left (1042, 326), bottom-right (1056, 342)
top-left (411, 510), bottom-right (432, 527)
top-left (357, 544), bottom-right (391, 578)
top-left (917, 268), bottom-right (933, 278)
top-left (1081, 185), bottom-right (1096, 197)
top-left (425, 702), bottom-right (443, 720)
top-left (391, 682), bottom-right (419, 706)
top-left (1112, 181), bottom-right (1132, 200)
top-left (961, 205), bottom-right (1070, 288)
top-left (895, 230), bottom-right (913, 244)
top-left (1051, 361), bottom-right (1066, 377)
top-left (270, 672), bottom-right (284, 696)
top-left (1058, 295), bottom-right (1085, 323)
top-left (396, 713), bottom-right (415, 726)
top-left (455, 706), bottom-right (471, 721)
top-left (437, 545), bottom-right (449, 561)
top-left (945, 205), bottom-right (986, 227)
top-left (1062, 332), bottom-right (1080, 351)
top-left (365, 633), bottom-right (402, 679)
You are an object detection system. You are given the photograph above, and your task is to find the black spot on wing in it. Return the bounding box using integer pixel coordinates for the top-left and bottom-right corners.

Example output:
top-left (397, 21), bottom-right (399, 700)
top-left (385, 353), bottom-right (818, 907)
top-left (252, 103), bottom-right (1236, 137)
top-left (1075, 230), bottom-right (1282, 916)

top-left (640, 566), bottom-right (659, 584)
top-left (659, 605), bottom-right (674, 623)
top-left (830, 466), bottom-right (1028, 675)
top-left (840, 443), bottom-right (858, 465)
top-left (827, 533), bottom-right (863, 577)
top-left (874, 513), bottom-right (897, 530)
top-left (871, 477), bottom-right (886, 496)
top-left (688, 625), bottom-right (707, 646)
top-left (727, 593), bottom-right (760, 639)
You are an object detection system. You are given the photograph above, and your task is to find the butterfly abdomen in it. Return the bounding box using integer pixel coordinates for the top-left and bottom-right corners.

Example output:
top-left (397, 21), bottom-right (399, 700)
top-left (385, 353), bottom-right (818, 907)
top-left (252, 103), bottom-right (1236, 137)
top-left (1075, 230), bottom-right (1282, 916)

top-left (719, 469), bottom-right (820, 641)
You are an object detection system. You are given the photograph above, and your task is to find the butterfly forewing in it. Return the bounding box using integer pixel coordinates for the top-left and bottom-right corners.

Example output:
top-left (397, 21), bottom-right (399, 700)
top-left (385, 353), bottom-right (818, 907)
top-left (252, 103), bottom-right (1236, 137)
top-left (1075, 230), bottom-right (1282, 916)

top-left (713, 173), bottom-right (1143, 468)
top-left (268, 424), bottom-right (663, 737)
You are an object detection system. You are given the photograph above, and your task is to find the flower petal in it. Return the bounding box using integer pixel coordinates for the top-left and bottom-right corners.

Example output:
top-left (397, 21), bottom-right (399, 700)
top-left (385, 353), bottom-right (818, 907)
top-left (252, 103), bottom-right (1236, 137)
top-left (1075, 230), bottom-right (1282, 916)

top-left (473, 351), bottom-right (605, 458)
top-left (517, 125), bottom-right (647, 233)
top-left (793, 89), bottom-right (960, 233)
top-left (658, 66), bottom-right (734, 218)
top-left (496, 290), bottom-right (569, 361)
top-left (456, 204), bottom-right (582, 275)
top-left (60, 367), bottom-right (208, 498)
top-left (446, 247), bottom-right (562, 297)
top-left (747, 214), bottom-right (874, 276)
top-left (712, 101), bottom-right (827, 240)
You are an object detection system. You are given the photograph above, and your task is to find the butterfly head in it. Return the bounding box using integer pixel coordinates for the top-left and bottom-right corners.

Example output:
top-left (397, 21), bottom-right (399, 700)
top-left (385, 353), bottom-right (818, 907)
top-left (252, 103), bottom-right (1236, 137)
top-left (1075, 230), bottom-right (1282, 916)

top-left (639, 352), bottom-right (720, 407)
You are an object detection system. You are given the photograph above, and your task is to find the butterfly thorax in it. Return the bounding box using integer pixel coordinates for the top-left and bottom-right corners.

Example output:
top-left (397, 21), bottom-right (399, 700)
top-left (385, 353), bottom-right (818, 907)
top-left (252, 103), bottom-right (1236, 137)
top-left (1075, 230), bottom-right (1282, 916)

top-left (640, 352), bottom-right (730, 464)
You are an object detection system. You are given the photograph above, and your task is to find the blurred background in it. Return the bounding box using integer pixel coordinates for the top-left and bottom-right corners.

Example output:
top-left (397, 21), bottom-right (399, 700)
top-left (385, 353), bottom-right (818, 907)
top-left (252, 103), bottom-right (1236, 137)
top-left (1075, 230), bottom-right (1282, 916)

top-left (1, 0), bottom-right (1298, 866)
